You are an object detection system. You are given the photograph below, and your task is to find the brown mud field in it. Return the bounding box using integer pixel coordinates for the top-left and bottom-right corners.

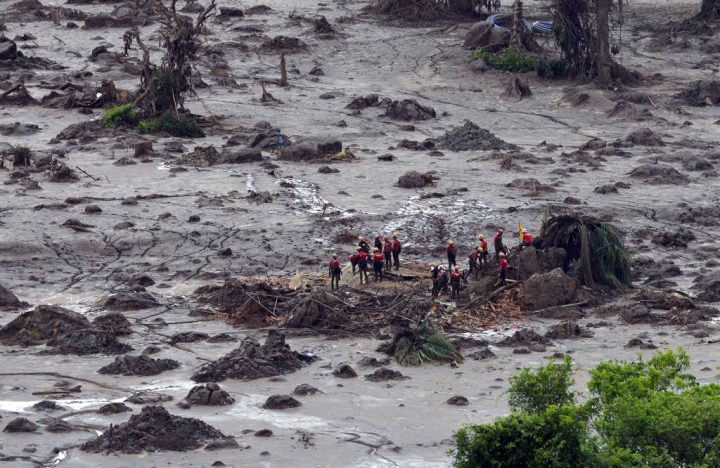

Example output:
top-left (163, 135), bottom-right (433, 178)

top-left (1, 0), bottom-right (720, 466)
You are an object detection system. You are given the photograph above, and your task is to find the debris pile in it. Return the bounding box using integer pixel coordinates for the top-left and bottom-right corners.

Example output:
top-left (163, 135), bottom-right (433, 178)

top-left (192, 330), bottom-right (314, 382)
top-left (81, 406), bottom-right (231, 453)
top-left (433, 120), bottom-right (516, 152)
top-left (382, 99), bottom-right (436, 121)
top-left (49, 330), bottom-right (133, 355)
top-left (98, 355), bottom-right (180, 376)
top-left (178, 383), bottom-right (235, 409)
top-left (0, 305), bottom-right (91, 346)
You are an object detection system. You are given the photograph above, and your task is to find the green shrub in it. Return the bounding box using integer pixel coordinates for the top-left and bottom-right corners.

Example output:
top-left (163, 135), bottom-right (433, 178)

top-left (453, 349), bottom-right (720, 468)
top-left (103, 103), bottom-right (138, 128)
top-left (508, 356), bottom-right (575, 413)
top-left (137, 111), bottom-right (204, 138)
top-left (470, 46), bottom-right (537, 72)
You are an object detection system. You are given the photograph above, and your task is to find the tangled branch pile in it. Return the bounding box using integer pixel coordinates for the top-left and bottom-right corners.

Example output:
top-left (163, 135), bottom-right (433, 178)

top-left (367, 0), bottom-right (486, 21)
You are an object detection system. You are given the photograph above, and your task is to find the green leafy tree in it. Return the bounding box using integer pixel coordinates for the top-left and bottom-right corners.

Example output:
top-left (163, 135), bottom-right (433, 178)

top-left (508, 356), bottom-right (575, 413)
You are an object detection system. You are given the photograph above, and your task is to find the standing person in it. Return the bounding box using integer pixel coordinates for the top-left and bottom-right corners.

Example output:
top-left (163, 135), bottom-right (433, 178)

top-left (519, 228), bottom-right (533, 249)
top-left (450, 266), bottom-right (463, 299)
top-left (497, 252), bottom-right (510, 286)
top-left (437, 267), bottom-right (449, 296)
top-left (391, 233), bottom-right (401, 270)
top-left (358, 236), bottom-right (370, 254)
top-left (430, 264), bottom-right (441, 297)
top-left (328, 253), bottom-right (342, 291)
top-left (494, 229), bottom-right (505, 261)
top-left (357, 249), bottom-right (369, 284)
top-left (348, 249), bottom-right (359, 275)
top-left (478, 234), bottom-right (489, 265)
top-left (374, 234), bottom-right (383, 252)
top-left (372, 248), bottom-right (384, 282)
top-left (468, 247), bottom-right (480, 279)
top-left (383, 235), bottom-right (393, 270)
top-left (446, 240), bottom-right (457, 271)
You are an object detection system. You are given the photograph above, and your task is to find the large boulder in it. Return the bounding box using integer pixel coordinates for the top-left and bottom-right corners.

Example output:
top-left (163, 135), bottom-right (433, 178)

top-left (517, 268), bottom-right (580, 311)
top-left (0, 38), bottom-right (18, 60)
top-left (693, 272), bottom-right (720, 303)
top-left (510, 247), bottom-right (566, 281)
top-left (278, 139), bottom-right (341, 161)
top-left (397, 171), bottom-right (436, 188)
top-left (0, 305), bottom-right (90, 346)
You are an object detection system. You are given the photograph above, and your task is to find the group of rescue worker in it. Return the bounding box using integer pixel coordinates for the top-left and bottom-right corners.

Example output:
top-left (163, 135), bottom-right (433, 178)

top-left (327, 227), bottom-right (535, 297)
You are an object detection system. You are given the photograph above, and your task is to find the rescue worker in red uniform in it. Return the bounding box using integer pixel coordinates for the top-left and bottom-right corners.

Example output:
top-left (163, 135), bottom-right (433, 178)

top-left (446, 240), bottom-right (457, 271)
top-left (357, 249), bottom-right (369, 284)
top-left (519, 229), bottom-right (533, 249)
top-left (450, 266), bottom-right (463, 299)
top-left (372, 248), bottom-right (384, 282)
top-left (328, 253), bottom-right (342, 291)
top-left (391, 233), bottom-right (401, 270)
top-left (468, 247), bottom-right (480, 279)
top-left (383, 235), bottom-right (393, 270)
top-left (358, 236), bottom-right (370, 254)
top-left (348, 250), bottom-right (359, 275)
top-left (494, 229), bottom-right (506, 261)
top-left (374, 235), bottom-right (383, 253)
top-left (478, 235), bottom-right (489, 265)
top-left (497, 252), bottom-right (510, 286)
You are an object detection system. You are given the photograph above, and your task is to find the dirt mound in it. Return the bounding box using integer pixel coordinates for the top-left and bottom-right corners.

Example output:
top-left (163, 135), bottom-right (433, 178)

top-left (364, 368), bottom-right (409, 382)
top-left (3, 417), bottom-right (38, 433)
top-left (49, 330), bottom-right (133, 355)
top-left (651, 228), bottom-right (696, 248)
top-left (606, 101), bottom-right (654, 121)
top-left (99, 355), bottom-right (180, 376)
top-left (293, 384), bottom-right (320, 396)
top-left (346, 93), bottom-right (379, 110)
top-left (191, 330), bottom-right (313, 382)
top-left (103, 292), bottom-right (160, 311)
top-left (97, 403), bottom-right (132, 414)
top-left (34, 400), bottom-right (64, 411)
top-left (620, 304), bottom-right (662, 324)
top-left (278, 139), bottom-right (342, 161)
top-left (92, 312), bottom-right (133, 335)
top-left (544, 322), bottom-right (594, 340)
top-left (632, 289), bottom-right (695, 310)
top-left (692, 272), bottom-right (720, 302)
top-left (446, 395), bottom-right (469, 406)
top-left (196, 280), bottom-right (294, 328)
top-left (497, 329), bottom-right (552, 347)
top-left (178, 146), bottom-right (221, 167)
top-left (467, 347), bottom-right (496, 360)
top-left (619, 128), bottom-right (665, 147)
top-left (509, 247), bottom-right (567, 281)
top-left (263, 394), bottom-right (301, 409)
top-left (81, 406), bottom-right (230, 454)
top-left (505, 178), bottom-right (556, 193)
top-left (178, 383), bottom-right (235, 409)
top-left (679, 80), bottom-right (720, 106)
top-left (0, 305), bottom-right (90, 346)
top-left (432, 120), bottom-right (515, 152)
top-left (463, 22), bottom-right (510, 52)
top-left (333, 363), bottom-right (358, 378)
top-left (260, 36), bottom-right (306, 52)
top-left (170, 332), bottom-right (209, 344)
top-left (382, 99), bottom-right (436, 121)
top-left (628, 164), bottom-right (689, 185)
top-left (397, 170), bottom-right (436, 188)
top-left (0, 282), bottom-right (28, 309)
top-left (284, 290), bottom-right (349, 329)
top-left (517, 269), bottom-right (580, 311)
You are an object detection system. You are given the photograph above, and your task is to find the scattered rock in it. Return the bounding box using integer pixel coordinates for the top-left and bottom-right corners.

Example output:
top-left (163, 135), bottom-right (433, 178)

top-left (625, 337), bottom-right (657, 349)
top-left (33, 400), bottom-right (63, 412)
top-left (98, 355), bottom-right (180, 376)
top-left (81, 406), bottom-right (231, 454)
top-left (382, 99), bottom-right (436, 121)
top-left (293, 384), bottom-right (320, 396)
top-left (0, 122), bottom-right (39, 136)
top-left (0, 305), bottom-right (90, 346)
top-left (45, 420), bottom-right (76, 432)
top-left (497, 329), bottom-right (552, 347)
top-left (628, 164), bottom-right (689, 185)
top-left (446, 395), bottom-right (469, 406)
top-left (262, 394), bottom-right (301, 409)
top-left (254, 429), bottom-right (273, 437)
top-left (97, 403), bottom-right (132, 414)
top-left (622, 128), bottom-right (665, 146)
top-left (84, 204), bottom-right (102, 213)
top-left (397, 170), bottom-right (436, 188)
top-left (178, 383), bottom-right (235, 409)
top-left (260, 36), bottom-right (306, 52)
top-left (357, 356), bottom-right (391, 367)
top-left (679, 80), bottom-right (720, 106)
top-left (364, 368), bottom-right (409, 382)
top-left (3, 418), bottom-right (38, 433)
top-left (333, 363), bottom-right (357, 378)
top-left (0, 282), bottom-right (28, 310)
top-left (49, 330), bottom-right (133, 355)
top-left (651, 228), bottom-right (696, 248)
top-left (620, 304), bottom-right (662, 324)
top-left (170, 331), bottom-right (209, 344)
top-left (544, 322), bottom-right (594, 340)
top-left (278, 139), bottom-right (342, 161)
top-left (223, 148), bottom-right (263, 164)
top-left (346, 93), bottom-right (379, 110)
top-left (192, 330), bottom-right (313, 382)
top-left (467, 347), bottom-right (496, 360)
top-left (103, 292), bottom-right (159, 311)
top-left (693, 272), bottom-right (720, 302)
top-left (124, 392), bottom-right (173, 404)
top-left (594, 184), bottom-right (618, 194)
top-left (92, 312), bottom-right (133, 335)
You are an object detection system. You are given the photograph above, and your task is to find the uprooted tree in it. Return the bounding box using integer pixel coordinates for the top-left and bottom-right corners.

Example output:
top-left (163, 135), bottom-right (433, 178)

top-left (550, 0), bottom-right (636, 84)
top-left (124, 0), bottom-right (216, 117)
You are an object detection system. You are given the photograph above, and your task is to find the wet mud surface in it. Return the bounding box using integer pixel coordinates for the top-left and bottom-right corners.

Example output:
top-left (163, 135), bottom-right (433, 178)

top-left (1, 0), bottom-right (720, 466)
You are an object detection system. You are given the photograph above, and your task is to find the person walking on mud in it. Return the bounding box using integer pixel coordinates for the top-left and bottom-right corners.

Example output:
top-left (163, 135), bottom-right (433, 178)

top-left (391, 233), bottom-right (401, 270)
top-left (478, 234), bottom-right (489, 266)
top-left (450, 266), bottom-right (463, 299)
top-left (357, 249), bottom-right (369, 284)
top-left (494, 229), bottom-right (506, 261)
top-left (383, 235), bottom-right (393, 270)
top-left (496, 252), bottom-right (510, 286)
top-left (349, 249), bottom-right (360, 275)
top-left (468, 247), bottom-right (480, 279)
top-left (372, 248), bottom-right (384, 282)
top-left (358, 236), bottom-right (370, 254)
top-left (446, 240), bottom-right (457, 271)
top-left (328, 253), bottom-right (342, 291)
